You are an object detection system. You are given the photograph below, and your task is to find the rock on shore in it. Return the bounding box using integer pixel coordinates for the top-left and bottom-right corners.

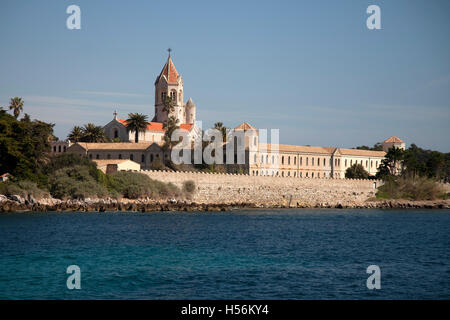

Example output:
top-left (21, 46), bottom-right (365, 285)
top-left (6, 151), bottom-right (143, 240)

top-left (0, 194), bottom-right (449, 212)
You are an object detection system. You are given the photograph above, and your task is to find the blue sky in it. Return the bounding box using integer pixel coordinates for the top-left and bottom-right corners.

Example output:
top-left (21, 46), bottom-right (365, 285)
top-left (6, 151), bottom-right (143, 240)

top-left (1, 0), bottom-right (449, 151)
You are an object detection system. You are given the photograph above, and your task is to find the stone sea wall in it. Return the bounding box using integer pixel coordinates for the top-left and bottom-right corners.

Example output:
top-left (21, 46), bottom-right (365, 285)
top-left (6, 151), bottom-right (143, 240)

top-left (141, 170), bottom-right (382, 207)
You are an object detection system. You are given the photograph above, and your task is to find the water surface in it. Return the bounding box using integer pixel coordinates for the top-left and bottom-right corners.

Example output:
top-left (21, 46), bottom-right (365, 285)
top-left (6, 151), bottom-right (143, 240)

top-left (0, 209), bottom-right (449, 299)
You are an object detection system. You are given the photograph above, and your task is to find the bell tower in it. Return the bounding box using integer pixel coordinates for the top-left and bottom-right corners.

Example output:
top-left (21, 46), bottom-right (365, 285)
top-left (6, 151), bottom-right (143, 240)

top-left (154, 50), bottom-right (185, 124)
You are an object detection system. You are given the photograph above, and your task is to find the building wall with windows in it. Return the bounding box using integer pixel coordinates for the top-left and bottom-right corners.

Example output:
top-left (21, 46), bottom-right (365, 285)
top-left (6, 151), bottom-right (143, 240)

top-left (66, 142), bottom-right (165, 170)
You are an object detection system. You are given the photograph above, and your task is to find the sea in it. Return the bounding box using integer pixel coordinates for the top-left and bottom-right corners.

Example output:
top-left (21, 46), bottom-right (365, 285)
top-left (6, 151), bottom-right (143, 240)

top-left (0, 209), bottom-right (449, 299)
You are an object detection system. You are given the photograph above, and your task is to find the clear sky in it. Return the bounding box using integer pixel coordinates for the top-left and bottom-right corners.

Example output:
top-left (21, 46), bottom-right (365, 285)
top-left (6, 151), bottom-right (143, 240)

top-left (1, 0), bottom-right (449, 151)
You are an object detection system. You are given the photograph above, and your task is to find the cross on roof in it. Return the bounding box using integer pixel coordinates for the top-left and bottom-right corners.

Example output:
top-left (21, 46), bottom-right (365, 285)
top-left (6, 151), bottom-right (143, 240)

top-left (167, 48), bottom-right (172, 57)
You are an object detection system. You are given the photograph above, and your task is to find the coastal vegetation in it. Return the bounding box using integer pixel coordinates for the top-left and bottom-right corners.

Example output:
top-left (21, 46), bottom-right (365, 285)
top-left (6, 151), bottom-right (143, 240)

top-left (375, 146), bottom-right (450, 200)
top-left (0, 99), bottom-right (195, 201)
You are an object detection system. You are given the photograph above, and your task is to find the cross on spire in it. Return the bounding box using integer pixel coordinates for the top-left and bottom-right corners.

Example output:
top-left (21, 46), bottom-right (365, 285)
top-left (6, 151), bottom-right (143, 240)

top-left (113, 110), bottom-right (118, 119)
top-left (167, 48), bottom-right (172, 57)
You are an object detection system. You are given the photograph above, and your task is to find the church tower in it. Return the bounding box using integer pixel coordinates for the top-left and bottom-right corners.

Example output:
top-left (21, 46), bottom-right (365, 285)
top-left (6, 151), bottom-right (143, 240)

top-left (154, 53), bottom-right (185, 124)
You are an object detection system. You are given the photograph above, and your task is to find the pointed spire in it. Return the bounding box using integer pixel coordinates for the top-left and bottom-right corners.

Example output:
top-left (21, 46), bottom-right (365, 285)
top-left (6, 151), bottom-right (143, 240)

top-left (156, 53), bottom-right (180, 84)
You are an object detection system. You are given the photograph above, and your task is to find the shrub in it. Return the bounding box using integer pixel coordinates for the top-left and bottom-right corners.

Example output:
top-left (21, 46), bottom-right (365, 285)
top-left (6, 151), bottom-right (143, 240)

top-left (345, 164), bottom-right (369, 179)
top-left (0, 180), bottom-right (49, 199)
top-left (49, 165), bottom-right (108, 199)
top-left (109, 171), bottom-right (182, 199)
top-left (376, 175), bottom-right (445, 200)
top-left (182, 180), bottom-right (196, 194)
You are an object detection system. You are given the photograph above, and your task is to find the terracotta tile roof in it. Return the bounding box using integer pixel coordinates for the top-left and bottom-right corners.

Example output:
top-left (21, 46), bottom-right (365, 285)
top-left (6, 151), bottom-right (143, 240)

top-left (93, 159), bottom-right (139, 166)
top-left (383, 136), bottom-right (405, 143)
top-left (235, 122), bottom-right (257, 131)
top-left (155, 56), bottom-right (180, 84)
top-left (117, 119), bottom-right (193, 132)
top-left (75, 142), bottom-right (155, 151)
top-left (258, 144), bottom-right (386, 157)
top-left (259, 143), bottom-right (336, 154)
top-left (337, 148), bottom-right (386, 157)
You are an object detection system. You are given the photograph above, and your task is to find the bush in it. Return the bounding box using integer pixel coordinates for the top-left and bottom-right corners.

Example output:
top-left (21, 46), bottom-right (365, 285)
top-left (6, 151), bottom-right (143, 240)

top-left (182, 180), bottom-right (196, 194)
top-left (345, 164), bottom-right (369, 179)
top-left (109, 171), bottom-right (182, 199)
top-left (0, 180), bottom-right (49, 199)
top-left (376, 175), bottom-right (446, 200)
top-left (49, 165), bottom-right (108, 199)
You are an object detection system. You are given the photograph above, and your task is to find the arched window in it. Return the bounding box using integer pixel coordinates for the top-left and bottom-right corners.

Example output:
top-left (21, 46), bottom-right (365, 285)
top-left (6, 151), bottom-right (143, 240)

top-left (294, 172), bottom-right (296, 177)
top-left (89, 154), bottom-right (92, 159)
top-left (170, 90), bottom-right (177, 102)
top-left (371, 161), bottom-right (373, 167)
top-left (63, 146), bottom-right (66, 152)
top-left (288, 171), bottom-right (290, 176)
top-left (161, 92), bottom-right (167, 102)
top-left (294, 157), bottom-right (296, 165)
top-left (312, 172), bottom-right (314, 178)
top-left (288, 156), bottom-right (290, 165)
top-left (53, 146), bottom-right (56, 152)
top-left (350, 160), bottom-right (353, 166)
top-left (323, 158), bottom-right (326, 166)
top-left (58, 146), bottom-right (61, 152)
top-left (300, 157), bottom-right (302, 166)
top-left (282, 171), bottom-right (284, 177)
top-left (345, 159), bottom-right (347, 167)
top-left (306, 157), bottom-right (309, 166)
top-left (107, 154), bottom-right (111, 159)
top-left (261, 155), bottom-right (264, 163)
top-left (266, 155), bottom-right (269, 163)
top-left (312, 157), bottom-right (314, 166)
top-left (130, 154), bottom-right (134, 161)
top-left (119, 154), bottom-right (122, 159)
top-left (142, 154), bottom-right (145, 163)
top-left (306, 172), bottom-right (309, 177)
top-left (96, 154), bottom-right (100, 159)
top-left (114, 128), bottom-right (118, 139)
top-left (150, 154), bottom-right (154, 162)
top-left (366, 160), bottom-right (368, 167)
top-left (282, 156), bottom-right (285, 165)
top-left (300, 172), bottom-right (302, 178)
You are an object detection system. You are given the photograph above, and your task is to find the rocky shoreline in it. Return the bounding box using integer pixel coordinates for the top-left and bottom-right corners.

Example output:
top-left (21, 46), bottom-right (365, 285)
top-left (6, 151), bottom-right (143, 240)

top-left (1, 194), bottom-right (450, 212)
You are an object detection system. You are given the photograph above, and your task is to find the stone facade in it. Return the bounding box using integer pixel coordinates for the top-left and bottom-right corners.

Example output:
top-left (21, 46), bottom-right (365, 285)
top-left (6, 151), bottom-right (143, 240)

top-left (141, 169), bottom-right (381, 206)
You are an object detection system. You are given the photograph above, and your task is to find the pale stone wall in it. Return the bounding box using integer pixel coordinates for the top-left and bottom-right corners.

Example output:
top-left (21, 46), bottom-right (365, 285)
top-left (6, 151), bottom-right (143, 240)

top-left (141, 170), bottom-right (381, 207)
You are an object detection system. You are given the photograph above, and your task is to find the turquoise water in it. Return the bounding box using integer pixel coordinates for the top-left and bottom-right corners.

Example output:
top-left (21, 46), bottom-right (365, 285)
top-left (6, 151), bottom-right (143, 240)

top-left (0, 209), bottom-right (449, 299)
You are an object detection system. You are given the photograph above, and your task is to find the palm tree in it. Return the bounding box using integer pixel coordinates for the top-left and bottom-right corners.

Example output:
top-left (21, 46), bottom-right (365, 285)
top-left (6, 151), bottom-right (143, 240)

top-left (162, 96), bottom-right (176, 116)
top-left (125, 113), bottom-right (149, 143)
top-left (213, 122), bottom-right (227, 142)
top-left (68, 126), bottom-right (84, 142)
top-left (9, 97), bottom-right (24, 119)
top-left (82, 123), bottom-right (107, 143)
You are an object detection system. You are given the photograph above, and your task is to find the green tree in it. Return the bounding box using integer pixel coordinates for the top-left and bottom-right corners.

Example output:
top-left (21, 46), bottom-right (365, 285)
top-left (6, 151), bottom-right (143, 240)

top-left (68, 126), bottom-right (84, 142)
top-left (0, 106), bottom-right (54, 182)
top-left (345, 163), bottom-right (369, 179)
top-left (81, 123), bottom-right (107, 143)
top-left (162, 96), bottom-right (176, 116)
top-left (163, 115), bottom-right (180, 149)
top-left (213, 122), bottom-right (228, 142)
top-left (376, 147), bottom-right (405, 179)
top-left (8, 97), bottom-right (24, 119)
top-left (125, 113), bottom-right (149, 143)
